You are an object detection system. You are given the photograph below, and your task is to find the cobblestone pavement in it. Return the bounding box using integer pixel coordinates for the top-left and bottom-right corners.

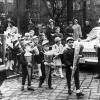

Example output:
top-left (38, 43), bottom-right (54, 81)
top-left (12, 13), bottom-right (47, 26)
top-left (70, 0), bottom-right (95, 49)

top-left (1, 71), bottom-right (100, 100)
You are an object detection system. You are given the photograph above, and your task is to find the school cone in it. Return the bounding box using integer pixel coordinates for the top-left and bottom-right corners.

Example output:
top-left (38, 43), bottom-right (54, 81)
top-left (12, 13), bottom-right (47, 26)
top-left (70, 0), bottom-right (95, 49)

top-left (71, 41), bottom-right (83, 83)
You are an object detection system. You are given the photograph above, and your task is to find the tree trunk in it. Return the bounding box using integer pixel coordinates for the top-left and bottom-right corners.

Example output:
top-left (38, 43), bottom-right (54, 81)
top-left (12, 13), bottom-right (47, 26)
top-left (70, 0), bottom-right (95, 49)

top-left (67, 0), bottom-right (73, 25)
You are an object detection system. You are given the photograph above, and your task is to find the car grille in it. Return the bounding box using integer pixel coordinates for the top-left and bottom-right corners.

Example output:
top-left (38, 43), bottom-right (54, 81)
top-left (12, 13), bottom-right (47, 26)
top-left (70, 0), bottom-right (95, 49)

top-left (82, 52), bottom-right (97, 58)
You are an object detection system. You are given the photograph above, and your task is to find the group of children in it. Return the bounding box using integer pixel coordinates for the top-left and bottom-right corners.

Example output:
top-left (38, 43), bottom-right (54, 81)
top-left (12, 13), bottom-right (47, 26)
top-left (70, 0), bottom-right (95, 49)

top-left (16, 32), bottom-right (85, 98)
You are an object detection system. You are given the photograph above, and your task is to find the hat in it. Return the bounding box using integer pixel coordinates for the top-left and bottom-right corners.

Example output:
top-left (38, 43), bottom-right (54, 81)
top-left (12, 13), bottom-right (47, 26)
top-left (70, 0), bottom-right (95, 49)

top-left (42, 40), bottom-right (49, 46)
top-left (54, 37), bottom-right (61, 42)
top-left (25, 32), bottom-right (30, 36)
top-left (66, 37), bottom-right (74, 42)
top-left (49, 19), bottom-right (54, 23)
top-left (97, 18), bottom-right (100, 23)
top-left (33, 36), bottom-right (38, 40)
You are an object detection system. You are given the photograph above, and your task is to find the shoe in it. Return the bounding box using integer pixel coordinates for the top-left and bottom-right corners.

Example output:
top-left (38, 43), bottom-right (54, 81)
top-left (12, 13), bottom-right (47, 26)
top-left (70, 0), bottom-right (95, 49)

top-left (76, 92), bottom-right (84, 97)
top-left (27, 86), bottom-right (34, 91)
top-left (94, 75), bottom-right (100, 79)
top-left (21, 86), bottom-right (24, 91)
top-left (48, 87), bottom-right (53, 89)
top-left (68, 90), bottom-right (72, 95)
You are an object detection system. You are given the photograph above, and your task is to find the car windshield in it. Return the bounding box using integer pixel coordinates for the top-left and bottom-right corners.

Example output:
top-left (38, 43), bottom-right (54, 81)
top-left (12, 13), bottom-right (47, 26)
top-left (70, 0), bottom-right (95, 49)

top-left (88, 28), bottom-right (99, 37)
top-left (86, 27), bottom-right (100, 41)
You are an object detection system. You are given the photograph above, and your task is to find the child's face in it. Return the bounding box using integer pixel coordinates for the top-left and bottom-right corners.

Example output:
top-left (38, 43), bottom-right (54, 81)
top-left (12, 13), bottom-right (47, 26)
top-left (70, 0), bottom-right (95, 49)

top-left (67, 40), bottom-right (74, 48)
top-left (43, 44), bottom-right (49, 51)
top-left (56, 40), bottom-right (61, 45)
top-left (33, 38), bottom-right (39, 44)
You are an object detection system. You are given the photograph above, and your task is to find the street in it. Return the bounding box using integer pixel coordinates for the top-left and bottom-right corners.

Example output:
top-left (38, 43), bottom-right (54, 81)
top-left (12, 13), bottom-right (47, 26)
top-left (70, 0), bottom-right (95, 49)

top-left (0, 66), bottom-right (100, 100)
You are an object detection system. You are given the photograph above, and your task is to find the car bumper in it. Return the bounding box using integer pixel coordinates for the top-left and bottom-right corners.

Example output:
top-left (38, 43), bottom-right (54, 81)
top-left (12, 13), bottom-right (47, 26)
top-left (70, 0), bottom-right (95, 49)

top-left (79, 58), bottom-right (98, 64)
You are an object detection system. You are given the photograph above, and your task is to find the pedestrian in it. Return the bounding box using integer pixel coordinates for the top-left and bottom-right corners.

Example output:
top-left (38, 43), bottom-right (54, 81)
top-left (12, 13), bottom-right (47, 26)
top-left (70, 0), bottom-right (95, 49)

top-left (63, 37), bottom-right (84, 97)
top-left (38, 40), bottom-right (53, 89)
top-left (52, 37), bottom-right (64, 78)
top-left (82, 20), bottom-right (92, 39)
top-left (72, 19), bottom-right (82, 41)
top-left (31, 36), bottom-right (42, 78)
top-left (6, 20), bottom-right (18, 35)
top-left (54, 26), bottom-right (63, 39)
top-left (20, 42), bottom-right (34, 91)
top-left (46, 19), bottom-right (56, 45)
top-left (65, 21), bottom-right (74, 38)
top-left (94, 18), bottom-right (100, 79)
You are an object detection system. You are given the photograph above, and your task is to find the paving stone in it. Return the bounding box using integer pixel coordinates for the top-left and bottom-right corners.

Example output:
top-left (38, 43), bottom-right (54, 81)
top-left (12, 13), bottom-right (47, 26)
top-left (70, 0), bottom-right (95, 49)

top-left (0, 71), bottom-right (100, 100)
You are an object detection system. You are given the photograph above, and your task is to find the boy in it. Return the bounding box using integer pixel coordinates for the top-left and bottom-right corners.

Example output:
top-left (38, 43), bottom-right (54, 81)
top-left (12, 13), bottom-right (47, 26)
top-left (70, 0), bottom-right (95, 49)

top-left (20, 42), bottom-right (34, 91)
top-left (38, 40), bottom-right (53, 89)
top-left (63, 37), bottom-right (84, 97)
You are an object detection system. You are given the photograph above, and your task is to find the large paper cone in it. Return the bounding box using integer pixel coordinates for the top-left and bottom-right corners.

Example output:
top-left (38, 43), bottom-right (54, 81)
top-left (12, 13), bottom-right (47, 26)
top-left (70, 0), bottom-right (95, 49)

top-left (71, 42), bottom-right (83, 82)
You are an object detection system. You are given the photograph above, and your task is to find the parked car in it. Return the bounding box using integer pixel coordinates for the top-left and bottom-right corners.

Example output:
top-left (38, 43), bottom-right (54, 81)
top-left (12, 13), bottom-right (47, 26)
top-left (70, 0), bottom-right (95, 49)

top-left (77, 27), bottom-right (100, 65)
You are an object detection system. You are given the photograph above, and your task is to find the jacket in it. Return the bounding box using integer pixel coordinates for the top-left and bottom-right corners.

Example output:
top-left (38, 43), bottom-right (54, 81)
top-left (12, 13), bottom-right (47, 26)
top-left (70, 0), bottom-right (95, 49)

top-left (63, 47), bottom-right (74, 67)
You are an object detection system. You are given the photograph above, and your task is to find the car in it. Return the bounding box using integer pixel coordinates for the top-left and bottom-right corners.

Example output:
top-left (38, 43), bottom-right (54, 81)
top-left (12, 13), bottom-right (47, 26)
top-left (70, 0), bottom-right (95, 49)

top-left (76, 27), bottom-right (100, 65)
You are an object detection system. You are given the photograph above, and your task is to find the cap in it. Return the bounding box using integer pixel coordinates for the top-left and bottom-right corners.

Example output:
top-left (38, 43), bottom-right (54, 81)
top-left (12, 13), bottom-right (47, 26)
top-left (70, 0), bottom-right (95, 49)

top-left (54, 37), bottom-right (61, 42)
top-left (33, 36), bottom-right (38, 40)
top-left (66, 37), bottom-right (74, 42)
top-left (42, 40), bottom-right (49, 46)
top-left (25, 32), bottom-right (30, 36)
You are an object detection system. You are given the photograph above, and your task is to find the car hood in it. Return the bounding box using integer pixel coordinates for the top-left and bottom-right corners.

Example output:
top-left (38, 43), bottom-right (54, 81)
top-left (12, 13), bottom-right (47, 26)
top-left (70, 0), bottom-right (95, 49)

top-left (74, 39), bottom-right (98, 52)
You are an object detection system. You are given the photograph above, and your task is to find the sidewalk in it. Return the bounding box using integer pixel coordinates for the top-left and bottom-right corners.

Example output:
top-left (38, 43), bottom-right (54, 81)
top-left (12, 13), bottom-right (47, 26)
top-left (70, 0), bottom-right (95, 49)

top-left (1, 71), bottom-right (100, 100)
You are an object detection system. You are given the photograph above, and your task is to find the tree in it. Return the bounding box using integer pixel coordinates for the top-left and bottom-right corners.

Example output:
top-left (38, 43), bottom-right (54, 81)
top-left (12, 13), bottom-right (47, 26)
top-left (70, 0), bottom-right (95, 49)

top-left (67, 0), bottom-right (73, 24)
top-left (42, 0), bottom-right (68, 26)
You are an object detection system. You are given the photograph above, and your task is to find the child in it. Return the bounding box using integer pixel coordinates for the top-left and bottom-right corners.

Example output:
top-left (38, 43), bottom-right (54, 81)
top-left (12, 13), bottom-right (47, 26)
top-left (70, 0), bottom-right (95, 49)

top-left (20, 42), bottom-right (34, 91)
top-left (38, 40), bottom-right (54, 89)
top-left (63, 37), bottom-right (84, 97)
top-left (52, 37), bottom-right (64, 78)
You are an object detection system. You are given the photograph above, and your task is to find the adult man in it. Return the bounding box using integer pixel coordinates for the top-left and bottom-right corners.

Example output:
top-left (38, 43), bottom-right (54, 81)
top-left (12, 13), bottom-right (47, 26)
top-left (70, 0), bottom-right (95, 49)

top-left (82, 21), bottom-right (92, 39)
top-left (63, 37), bottom-right (84, 97)
top-left (66, 21), bottom-right (74, 38)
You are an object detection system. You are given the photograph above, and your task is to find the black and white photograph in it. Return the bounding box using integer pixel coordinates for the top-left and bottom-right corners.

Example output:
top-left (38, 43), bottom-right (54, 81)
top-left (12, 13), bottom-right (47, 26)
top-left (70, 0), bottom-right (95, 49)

top-left (0, 0), bottom-right (100, 100)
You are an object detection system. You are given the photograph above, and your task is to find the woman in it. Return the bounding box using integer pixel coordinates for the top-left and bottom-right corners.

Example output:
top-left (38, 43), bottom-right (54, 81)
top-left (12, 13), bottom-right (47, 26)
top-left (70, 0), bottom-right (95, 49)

top-left (72, 19), bottom-right (82, 41)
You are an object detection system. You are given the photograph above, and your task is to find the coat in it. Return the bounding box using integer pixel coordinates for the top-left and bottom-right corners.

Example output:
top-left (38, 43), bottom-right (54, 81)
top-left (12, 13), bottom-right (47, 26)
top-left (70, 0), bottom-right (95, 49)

top-left (63, 47), bottom-right (74, 67)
